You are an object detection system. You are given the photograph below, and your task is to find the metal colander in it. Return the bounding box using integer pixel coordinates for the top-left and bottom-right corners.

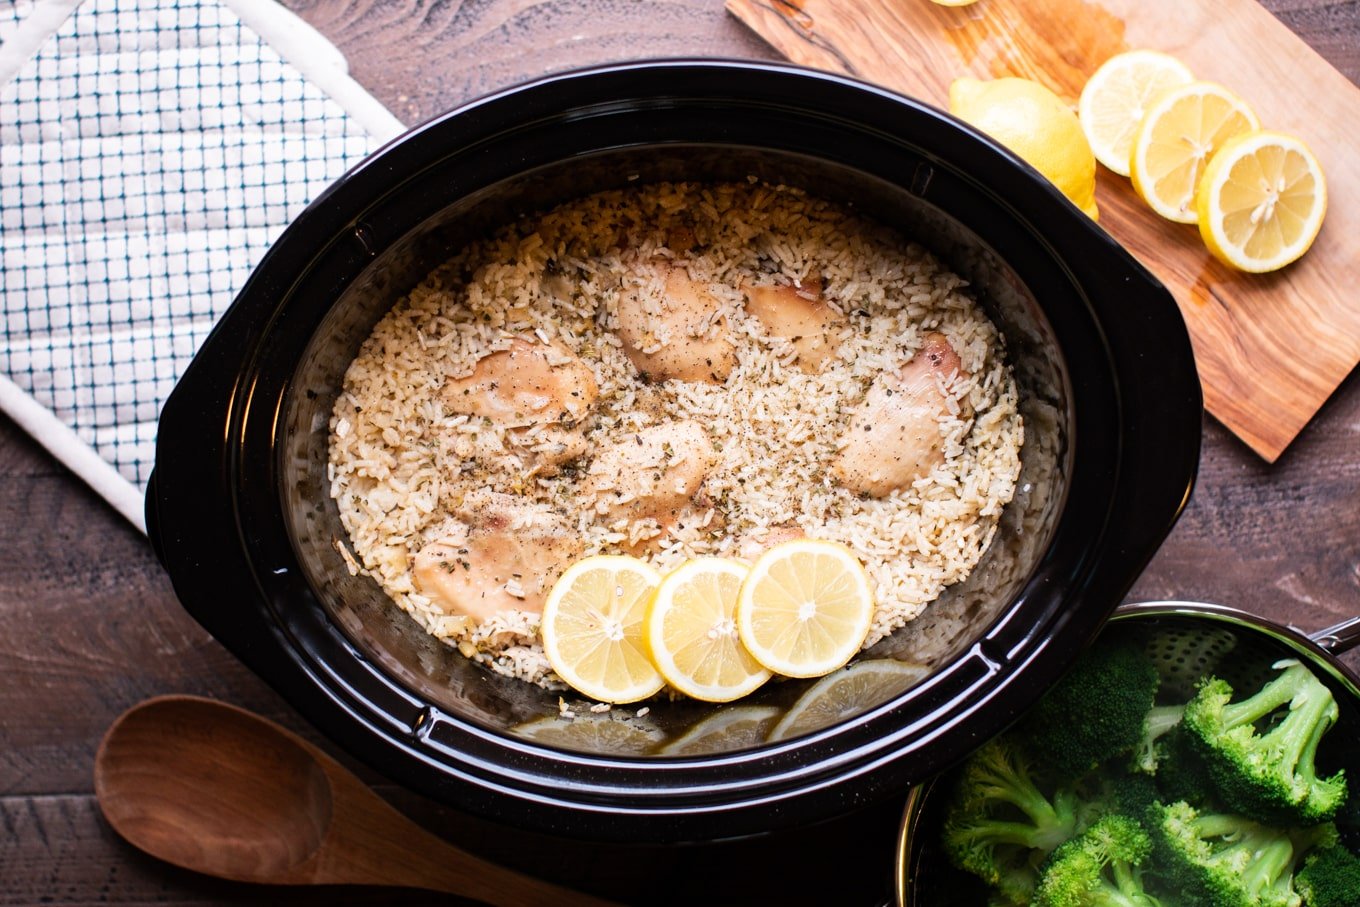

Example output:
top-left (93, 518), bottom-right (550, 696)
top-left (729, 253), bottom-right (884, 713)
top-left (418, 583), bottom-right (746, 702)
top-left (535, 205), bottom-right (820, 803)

top-left (895, 600), bottom-right (1360, 906)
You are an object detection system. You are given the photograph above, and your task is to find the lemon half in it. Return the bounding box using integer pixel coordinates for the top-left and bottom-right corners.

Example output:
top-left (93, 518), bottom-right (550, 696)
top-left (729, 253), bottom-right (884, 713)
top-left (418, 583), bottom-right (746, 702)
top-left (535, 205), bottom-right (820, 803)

top-left (1130, 80), bottom-right (1260, 224)
top-left (1078, 50), bottom-right (1194, 177)
top-left (1194, 129), bottom-right (1327, 273)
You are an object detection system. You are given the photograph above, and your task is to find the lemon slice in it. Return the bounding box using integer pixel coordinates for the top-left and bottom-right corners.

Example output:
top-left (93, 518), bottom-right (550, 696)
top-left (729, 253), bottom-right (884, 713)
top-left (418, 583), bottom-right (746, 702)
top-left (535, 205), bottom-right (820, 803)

top-left (514, 714), bottom-right (665, 755)
top-left (645, 558), bottom-right (772, 702)
top-left (660, 705), bottom-right (782, 756)
top-left (1193, 129), bottom-right (1327, 273)
top-left (1078, 50), bottom-right (1194, 177)
top-left (768, 659), bottom-right (930, 742)
top-left (541, 555), bottom-right (665, 704)
top-left (735, 539), bottom-right (875, 678)
top-left (1130, 80), bottom-right (1260, 223)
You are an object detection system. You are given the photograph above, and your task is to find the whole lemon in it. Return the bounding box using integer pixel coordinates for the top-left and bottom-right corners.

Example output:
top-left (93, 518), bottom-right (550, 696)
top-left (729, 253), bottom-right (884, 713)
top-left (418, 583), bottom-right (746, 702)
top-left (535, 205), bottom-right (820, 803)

top-left (949, 77), bottom-right (1100, 221)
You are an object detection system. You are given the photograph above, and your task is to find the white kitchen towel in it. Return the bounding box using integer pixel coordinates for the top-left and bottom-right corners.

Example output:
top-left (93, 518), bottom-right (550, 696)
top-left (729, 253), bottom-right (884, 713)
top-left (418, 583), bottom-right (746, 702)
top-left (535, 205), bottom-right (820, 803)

top-left (0, 0), bottom-right (403, 532)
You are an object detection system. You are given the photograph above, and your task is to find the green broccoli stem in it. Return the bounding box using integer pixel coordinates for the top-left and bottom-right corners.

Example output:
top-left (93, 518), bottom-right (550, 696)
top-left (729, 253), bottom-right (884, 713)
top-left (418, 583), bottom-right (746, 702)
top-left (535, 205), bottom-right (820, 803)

top-left (1238, 837), bottom-right (1296, 899)
top-left (1145, 705), bottom-right (1184, 741)
top-left (1134, 704), bottom-right (1185, 772)
top-left (962, 817), bottom-right (1066, 850)
top-left (1190, 812), bottom-right (1296, 900)
top-left (1218, 661), bottom-right (1312, 731)
top-left (1110, 860), bottom-right (1137, 893)
top-left (1105, 860), bottom-right (1158, 907)
top-left (1089, 889), bottom-right (1142, 907)
top-left (975, 760), bottom-right (1078, 850)
top-left (1188, 812), bottom-right (1247, 839)
top-left (1274, 681), bottom-right (1339, 781)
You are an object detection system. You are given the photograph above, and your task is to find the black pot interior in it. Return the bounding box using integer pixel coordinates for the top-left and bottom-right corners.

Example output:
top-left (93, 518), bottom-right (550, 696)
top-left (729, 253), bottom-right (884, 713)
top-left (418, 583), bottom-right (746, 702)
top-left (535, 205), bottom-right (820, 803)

top-left (898, 607), bottom-right (1360, 905)
top-left (279, 142), bottom-right (1073, 753)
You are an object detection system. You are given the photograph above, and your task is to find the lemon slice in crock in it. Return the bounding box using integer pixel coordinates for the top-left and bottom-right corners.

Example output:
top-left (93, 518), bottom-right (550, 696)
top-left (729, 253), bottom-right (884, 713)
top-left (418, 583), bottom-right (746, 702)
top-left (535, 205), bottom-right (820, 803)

top-left (735, 539), bottom-right (875, 678)
top-left (514, 713), bottom-right (665, 755)
top-left (541, 555), bottom-right (664, 704)
top-left (645, 557), bottom-right (771, 703)
top-left (659, 705), bottom-right (782, 756)
top-left (767, 659), bottom-right (930, 742)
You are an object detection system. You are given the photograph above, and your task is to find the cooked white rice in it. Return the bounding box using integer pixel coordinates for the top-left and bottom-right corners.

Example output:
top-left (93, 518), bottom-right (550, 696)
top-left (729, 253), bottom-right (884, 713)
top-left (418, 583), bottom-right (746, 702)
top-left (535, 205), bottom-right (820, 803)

top-left (328, 181), bottom-right (1023, 690)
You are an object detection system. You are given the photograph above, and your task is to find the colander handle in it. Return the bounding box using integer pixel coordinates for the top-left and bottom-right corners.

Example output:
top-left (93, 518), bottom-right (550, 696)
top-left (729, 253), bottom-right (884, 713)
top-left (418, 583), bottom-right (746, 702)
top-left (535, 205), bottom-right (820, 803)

top-left (1309, 617), bottom-right (1360, 656)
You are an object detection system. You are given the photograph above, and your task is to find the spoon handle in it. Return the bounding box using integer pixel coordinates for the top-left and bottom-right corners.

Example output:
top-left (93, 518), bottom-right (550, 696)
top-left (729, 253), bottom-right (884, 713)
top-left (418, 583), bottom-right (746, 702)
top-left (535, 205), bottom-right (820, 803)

top-left (306, 736), bottom-right (622, 906)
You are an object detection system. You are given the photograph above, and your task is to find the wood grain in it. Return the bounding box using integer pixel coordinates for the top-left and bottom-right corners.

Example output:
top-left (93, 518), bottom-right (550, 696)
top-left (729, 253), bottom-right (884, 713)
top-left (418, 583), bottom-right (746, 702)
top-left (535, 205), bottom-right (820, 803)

top-left (727, 0), bottom-right (1360, 461)
top-left (1, 1), bottom-right (1358, 905)
top-left (0, 795), bottom-right (462, 906)
top-left (283, 0), bottom-right (775, 125)
top-left (94, 697), bottom-right (620, 905)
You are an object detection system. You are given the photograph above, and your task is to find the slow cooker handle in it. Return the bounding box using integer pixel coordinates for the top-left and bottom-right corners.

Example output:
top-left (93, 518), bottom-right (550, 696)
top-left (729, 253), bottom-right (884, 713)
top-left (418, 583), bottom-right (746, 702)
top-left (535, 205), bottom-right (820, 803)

top-left (1309, 617), bottom-right (1360, 656)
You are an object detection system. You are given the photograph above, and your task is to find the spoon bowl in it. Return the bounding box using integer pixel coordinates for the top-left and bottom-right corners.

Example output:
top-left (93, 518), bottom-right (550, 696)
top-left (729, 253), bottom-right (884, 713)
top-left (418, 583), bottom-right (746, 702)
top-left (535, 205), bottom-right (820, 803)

top-left (94, 695), bottom-right (618, 906)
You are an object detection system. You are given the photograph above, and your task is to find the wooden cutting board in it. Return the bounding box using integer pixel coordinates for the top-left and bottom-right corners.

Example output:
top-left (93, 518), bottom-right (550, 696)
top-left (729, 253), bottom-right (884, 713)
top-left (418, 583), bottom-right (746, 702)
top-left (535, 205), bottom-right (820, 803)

top-left (726, 0), bottom-right (1360, 461)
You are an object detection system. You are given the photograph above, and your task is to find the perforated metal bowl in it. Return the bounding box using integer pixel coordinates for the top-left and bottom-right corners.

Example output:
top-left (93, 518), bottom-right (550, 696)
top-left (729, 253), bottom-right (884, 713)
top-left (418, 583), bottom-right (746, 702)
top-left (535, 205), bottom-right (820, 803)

top-left (894, 600), bottom-right (1360, 905)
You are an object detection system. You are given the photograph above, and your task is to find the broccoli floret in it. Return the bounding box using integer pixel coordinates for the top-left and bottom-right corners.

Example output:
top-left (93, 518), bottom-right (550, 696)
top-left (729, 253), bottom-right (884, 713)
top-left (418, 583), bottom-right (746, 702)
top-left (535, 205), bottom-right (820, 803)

top-left (1019, 639), bottom-right (1162, 778)
top-left (1296, 844), bottom-right (1360, 907)
top-left (941, 737), bottom-right (1084, 900)
top-left (1080, 769), bottom-right (1162, 824)
top-left (1033, 814), bottom-right (1162, 907)
top-left (1148, 800), bottom-right (1310, 907)
top-left (1152, 726), bottom-right (1217, 807)
top-left (1131, 704), bottom-right (1185, 775)
top-left (1182, 660), bottom-right (1348, 824)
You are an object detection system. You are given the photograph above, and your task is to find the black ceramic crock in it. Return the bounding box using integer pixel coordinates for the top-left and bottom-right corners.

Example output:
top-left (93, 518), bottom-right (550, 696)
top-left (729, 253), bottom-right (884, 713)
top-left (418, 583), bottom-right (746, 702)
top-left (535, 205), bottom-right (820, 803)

top-left (146, 61), bottom-right (1201, 843)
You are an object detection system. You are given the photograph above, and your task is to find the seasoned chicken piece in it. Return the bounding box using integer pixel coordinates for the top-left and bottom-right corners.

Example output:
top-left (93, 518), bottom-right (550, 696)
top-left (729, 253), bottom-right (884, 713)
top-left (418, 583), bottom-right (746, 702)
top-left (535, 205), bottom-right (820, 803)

top-left (614, 263), bottom-right (736, 384)
top-left (412, 491), bottom-right (583, 622)
top-left (583, 420), bottom-right (718, 527)
top-left (443, 336), bottom-right (596, 426)
top-left (742, 278), bottom-right (846, 372)
top-left (442, 336), bottom-right (597, 472)
top-left (831, 333), bottom-right (967, 497)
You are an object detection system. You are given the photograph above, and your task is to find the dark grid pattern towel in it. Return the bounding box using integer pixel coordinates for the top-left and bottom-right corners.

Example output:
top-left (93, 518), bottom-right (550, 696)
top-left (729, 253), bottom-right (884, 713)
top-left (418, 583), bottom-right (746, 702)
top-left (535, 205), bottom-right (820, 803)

top-left (0, 0), bottom-right (401, 530)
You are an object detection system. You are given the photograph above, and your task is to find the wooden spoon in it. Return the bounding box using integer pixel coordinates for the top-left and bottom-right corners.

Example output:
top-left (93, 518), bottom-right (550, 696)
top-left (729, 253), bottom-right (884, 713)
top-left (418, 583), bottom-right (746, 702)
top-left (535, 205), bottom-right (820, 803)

top-left (93, 694), bottom-right (620, 906)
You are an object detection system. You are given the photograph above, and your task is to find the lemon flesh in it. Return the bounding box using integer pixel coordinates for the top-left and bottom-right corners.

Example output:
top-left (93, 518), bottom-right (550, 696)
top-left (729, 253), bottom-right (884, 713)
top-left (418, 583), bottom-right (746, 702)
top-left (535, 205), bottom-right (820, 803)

top-left (541, 555), bottom-right (665, 704)
top-left (1130, 80), bottom-right (1260, 224)
top-left (514, 713), bottom-right (665, 755)
top-left (646, 558), bottom-right (771, 702)
top-left (659, 705), bottom-right (781, 755)
top-left (768, 659), bottom-right (930, 742)
top-left (736, 539), bottom-right (875, 678)
top-left (1195, 130), bottom-right (1327, 273)
top-left (1078, 50), bottom-right (1194, 177)
top-left (949, 76), bottom-right (1099, 220)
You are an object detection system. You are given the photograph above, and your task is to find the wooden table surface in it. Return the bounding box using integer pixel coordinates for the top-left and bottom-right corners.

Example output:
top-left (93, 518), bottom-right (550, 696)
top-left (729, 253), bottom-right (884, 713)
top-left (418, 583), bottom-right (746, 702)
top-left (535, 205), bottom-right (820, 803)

top-left (3, 1), bottom-right (1359, 905)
